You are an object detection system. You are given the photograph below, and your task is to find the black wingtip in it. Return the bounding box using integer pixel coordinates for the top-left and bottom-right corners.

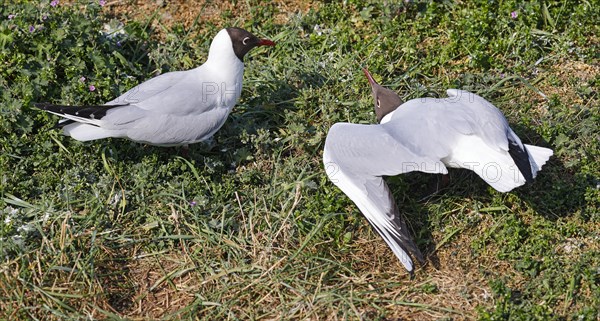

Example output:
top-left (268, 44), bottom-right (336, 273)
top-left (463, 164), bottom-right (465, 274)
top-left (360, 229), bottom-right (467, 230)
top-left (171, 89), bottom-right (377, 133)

top-left (34, 102), bottom-right (52, 110)
top-left (415, 252), bottom-right (426, 266)
top-left (508, 140), bottom-right (534, 184)
top-left (34, 103), bottom-right (70, 128)
top-left (33, 102), bottom-right (129, 121)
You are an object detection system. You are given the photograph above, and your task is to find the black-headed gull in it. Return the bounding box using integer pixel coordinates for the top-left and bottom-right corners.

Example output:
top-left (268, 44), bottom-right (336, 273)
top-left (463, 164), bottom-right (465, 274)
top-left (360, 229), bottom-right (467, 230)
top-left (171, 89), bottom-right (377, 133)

top-left (36, 27), bottom-right (275, 146)
top-left (323, 68), bottom-right (553, 273)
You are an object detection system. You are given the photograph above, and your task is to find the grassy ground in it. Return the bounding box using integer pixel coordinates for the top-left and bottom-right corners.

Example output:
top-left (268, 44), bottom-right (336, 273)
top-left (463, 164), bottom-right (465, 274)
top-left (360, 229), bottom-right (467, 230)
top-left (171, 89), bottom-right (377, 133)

top-left (1, 0), bottom-right (599, 320)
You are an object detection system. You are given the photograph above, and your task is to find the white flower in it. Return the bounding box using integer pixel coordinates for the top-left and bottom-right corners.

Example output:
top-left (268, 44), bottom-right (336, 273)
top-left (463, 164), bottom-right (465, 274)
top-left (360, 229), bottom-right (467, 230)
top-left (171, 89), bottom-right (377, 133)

top-left (313, 24), bottom-right (323, 36)
top-left (102, 20), bottom-right (126, 39)
top-left (17, 224), bottom-right (34, 233)
top-left (7, 206), bottom-right (18, 216)
top-left (11, 235), bottom-right (24, 249)
top-left (313, 24), bottom-right (331, 36)
top-left (3, 206), bottom-right (18, 225)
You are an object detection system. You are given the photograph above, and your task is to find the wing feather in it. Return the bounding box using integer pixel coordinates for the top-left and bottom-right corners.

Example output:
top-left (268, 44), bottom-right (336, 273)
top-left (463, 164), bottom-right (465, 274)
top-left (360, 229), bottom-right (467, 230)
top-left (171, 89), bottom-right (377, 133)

top-left (324, 123), bottom-right (444, 271)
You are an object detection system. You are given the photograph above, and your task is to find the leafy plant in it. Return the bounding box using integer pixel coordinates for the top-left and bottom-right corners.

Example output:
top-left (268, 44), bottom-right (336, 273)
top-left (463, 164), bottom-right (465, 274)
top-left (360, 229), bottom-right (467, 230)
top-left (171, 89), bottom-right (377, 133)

top-left (0, 0), bottom-right (598, 320)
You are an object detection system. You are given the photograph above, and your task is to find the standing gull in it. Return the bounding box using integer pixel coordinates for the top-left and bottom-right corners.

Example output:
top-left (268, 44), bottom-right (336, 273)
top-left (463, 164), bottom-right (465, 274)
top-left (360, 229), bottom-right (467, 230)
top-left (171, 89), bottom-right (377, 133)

top-left (323, 68), bottom-right (553, 273)
top-left (36, 27), bottom-right (275, 146)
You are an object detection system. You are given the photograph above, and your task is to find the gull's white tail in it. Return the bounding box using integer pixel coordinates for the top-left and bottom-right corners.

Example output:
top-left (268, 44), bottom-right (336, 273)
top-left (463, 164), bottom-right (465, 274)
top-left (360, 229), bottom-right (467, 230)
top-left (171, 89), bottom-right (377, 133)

top-left (63, 124), bottom-right (113, 141)
top-left (524, 144), bottom-right (553, 178)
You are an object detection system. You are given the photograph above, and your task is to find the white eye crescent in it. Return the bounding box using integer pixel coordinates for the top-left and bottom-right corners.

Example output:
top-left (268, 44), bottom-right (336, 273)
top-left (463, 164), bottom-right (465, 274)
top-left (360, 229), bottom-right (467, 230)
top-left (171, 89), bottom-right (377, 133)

top-left (376, 98), bottom-right (381, 108)
top-left (242, 37), bottom-right (250, 45)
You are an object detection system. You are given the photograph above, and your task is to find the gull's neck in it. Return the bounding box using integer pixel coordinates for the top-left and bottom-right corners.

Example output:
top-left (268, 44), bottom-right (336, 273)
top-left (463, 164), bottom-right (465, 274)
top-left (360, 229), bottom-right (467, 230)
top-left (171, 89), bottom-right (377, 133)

top-left (203, 31), bottom-right (245, 82)
top-left (197, 31), bottom-right (245, 108)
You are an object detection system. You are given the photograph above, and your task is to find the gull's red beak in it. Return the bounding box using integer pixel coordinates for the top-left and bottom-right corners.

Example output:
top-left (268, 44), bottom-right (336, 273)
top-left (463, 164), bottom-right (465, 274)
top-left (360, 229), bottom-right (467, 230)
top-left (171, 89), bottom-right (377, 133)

top-left (363, 68), bottom-right (377, 86)
top-left (258, 39), bottom-right (276, 46)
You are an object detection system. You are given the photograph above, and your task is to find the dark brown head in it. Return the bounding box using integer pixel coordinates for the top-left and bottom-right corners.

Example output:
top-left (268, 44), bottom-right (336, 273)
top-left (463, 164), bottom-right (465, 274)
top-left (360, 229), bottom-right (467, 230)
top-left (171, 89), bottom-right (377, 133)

top-left (363, 68), bottom-right (403, 123)
top-left (226, 27), bottom-right (276, 62)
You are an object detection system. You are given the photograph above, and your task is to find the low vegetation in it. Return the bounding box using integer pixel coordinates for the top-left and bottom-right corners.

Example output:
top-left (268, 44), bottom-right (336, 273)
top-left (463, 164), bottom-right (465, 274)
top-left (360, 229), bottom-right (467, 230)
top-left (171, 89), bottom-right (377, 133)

top-left (1, 0), bottom-right (598, 319)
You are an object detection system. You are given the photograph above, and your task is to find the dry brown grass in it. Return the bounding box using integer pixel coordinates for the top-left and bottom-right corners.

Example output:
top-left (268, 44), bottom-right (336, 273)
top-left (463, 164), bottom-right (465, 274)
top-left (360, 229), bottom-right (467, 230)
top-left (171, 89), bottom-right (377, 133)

top-left (81, 215), bottom-right (500, 320)
top-left (102, 0), bottom-right (319, 38)
top-left (537, 59), bottom-right (599, 104)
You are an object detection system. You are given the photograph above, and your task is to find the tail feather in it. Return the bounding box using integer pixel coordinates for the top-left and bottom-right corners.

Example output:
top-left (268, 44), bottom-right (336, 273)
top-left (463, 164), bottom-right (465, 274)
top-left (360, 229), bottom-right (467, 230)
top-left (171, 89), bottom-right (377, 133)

top-left (524, 144), bottom-right (553, 178)
top-left (35, 102), bottom-right (131, 142)
top-left (62, 123), bottom-right (113, 141)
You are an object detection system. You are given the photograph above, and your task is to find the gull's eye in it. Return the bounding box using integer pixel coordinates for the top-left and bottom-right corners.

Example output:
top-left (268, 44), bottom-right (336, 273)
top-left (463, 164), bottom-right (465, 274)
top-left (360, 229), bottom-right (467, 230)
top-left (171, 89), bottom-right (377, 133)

top-left (376, 98), bottom-right (381, 108)
top-left (242, 37), bottom-right (250, 45)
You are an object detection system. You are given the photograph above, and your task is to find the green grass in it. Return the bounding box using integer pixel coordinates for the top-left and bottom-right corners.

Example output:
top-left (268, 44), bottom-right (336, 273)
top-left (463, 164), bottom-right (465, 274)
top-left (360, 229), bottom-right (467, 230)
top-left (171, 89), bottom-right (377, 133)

top-left (1, 0), bottom-right (599, 320)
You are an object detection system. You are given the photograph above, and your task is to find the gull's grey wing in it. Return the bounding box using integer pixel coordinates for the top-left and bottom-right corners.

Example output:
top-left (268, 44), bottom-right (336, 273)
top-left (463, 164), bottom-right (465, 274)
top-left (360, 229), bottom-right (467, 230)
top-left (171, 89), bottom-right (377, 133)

top-left (325, 123), bottom-right (448, 176)
top-left (106, 70), bottom-right (188, 106)
top-left (97, 66), bottom-right (233, 135)
top-left (34, 71), bottom-right (193, 131)
top-left (384, 90), bottom-right (513, 158)
top-left (106, 67), bottom-right (227, 117)
top-left (384, 89), bottom-right (547, 192)
top-left (324, 123), bottom-right (446, 272)
top-left (443, 89), bottom-right (514, 151)
top-left (124, 106), bottom-right (231, 146)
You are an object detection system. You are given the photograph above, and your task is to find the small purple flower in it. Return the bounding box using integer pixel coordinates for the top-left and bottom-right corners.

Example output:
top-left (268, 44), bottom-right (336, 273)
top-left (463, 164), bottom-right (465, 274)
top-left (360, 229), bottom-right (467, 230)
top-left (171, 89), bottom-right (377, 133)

top-left (50, 0), bottom-right (59, 7)
top-left (99, 0), bottom-right (106, 6)
top-left (510, 11), bottom-right (518, 19)
top-left (89, 85), bottom-right (96, 92)
top-left (190, 201), bottom-right (197, 207)
top-left (8, 14), bottom-right (15, 20)
top-left (79, 76), bottom-right (86, 82)
top-left (116, 41), bottom-right (122, 47)
top-left (28, 25), bottom-right (35, 33)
